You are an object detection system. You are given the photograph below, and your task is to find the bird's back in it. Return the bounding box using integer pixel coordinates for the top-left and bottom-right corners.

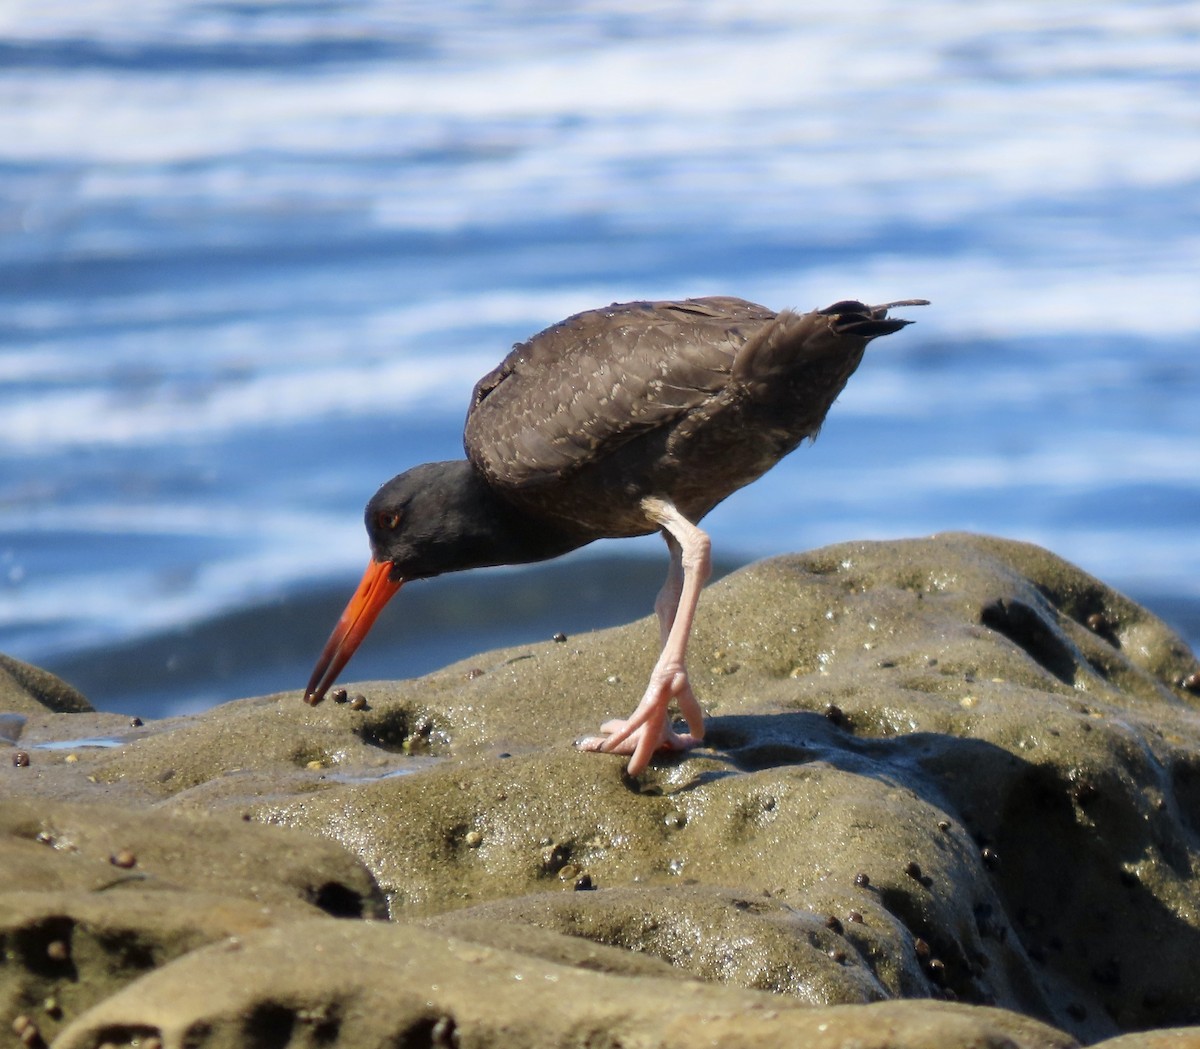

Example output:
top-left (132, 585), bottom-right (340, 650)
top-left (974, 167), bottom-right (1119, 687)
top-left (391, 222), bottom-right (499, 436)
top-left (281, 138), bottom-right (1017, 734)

top-left (464, 297), bottom-right (916, 537)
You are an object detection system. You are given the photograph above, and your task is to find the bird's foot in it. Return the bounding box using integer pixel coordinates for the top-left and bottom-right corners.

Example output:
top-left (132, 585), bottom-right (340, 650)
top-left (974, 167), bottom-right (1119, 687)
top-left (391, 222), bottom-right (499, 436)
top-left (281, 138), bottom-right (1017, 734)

top-left (577, 717), bottom-right (700, 765)
top-left (577, 667), bottom-right (704, 776)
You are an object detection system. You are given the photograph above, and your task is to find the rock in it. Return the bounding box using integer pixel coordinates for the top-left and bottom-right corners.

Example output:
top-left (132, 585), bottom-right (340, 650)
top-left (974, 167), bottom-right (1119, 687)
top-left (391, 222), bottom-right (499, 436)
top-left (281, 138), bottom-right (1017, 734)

top-left (2, 534), bottom-right (1199, 1048)
top-left (0, 799), bottom-right (386, 917)
top-left (1094, 1033), bottom-right (1200, 1049)
top-left (426, 883), bottom-right (903, 1005)
top-left (51, 921), bottom-right (1078, 1049)
top-left (0, 653), bottom-right (92, 715)
top-left (0, 798), bottom-right (386, 1042)
top-left (1, 889), bottom-right (286, 1044)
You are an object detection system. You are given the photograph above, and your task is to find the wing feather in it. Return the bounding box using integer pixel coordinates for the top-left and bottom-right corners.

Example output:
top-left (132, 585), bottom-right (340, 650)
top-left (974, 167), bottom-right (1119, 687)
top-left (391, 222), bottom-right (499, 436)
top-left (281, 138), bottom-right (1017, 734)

top-left (464, 298), bottom-right (774, 492)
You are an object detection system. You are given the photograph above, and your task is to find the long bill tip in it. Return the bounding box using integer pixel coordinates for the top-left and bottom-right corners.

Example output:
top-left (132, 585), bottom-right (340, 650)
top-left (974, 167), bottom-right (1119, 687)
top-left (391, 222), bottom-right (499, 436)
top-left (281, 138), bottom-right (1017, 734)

top-left (303, 560), bottom-right (403, 705)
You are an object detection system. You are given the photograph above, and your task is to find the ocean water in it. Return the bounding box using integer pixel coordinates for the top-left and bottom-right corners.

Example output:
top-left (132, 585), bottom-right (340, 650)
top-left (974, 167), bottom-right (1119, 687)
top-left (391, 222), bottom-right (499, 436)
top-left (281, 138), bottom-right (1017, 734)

top-left (1, 1), bottom-right (1198, 717)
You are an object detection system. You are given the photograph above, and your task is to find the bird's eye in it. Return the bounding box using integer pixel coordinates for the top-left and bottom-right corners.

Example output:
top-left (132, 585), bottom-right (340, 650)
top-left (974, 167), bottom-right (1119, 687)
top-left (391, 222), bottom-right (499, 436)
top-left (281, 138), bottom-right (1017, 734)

top-left (376, 511), bottom-right (402, 531)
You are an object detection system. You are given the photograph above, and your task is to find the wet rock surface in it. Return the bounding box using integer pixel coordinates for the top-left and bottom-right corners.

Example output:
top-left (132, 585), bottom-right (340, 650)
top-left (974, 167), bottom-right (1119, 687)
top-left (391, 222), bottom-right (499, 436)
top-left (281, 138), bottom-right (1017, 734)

top-left (3, 534), bottom-right (1199, 1047)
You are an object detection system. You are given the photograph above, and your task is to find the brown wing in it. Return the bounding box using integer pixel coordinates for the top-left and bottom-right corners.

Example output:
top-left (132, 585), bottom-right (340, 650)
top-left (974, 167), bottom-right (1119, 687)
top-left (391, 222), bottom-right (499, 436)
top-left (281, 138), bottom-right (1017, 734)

top-left (463, 297), bottom-right (777, 492)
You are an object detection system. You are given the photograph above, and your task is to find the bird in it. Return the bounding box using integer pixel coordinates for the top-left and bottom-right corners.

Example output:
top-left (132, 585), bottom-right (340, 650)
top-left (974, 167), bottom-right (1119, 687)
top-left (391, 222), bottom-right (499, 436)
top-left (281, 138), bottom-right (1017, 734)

top-left (304, 295), bottom-right (927, 775)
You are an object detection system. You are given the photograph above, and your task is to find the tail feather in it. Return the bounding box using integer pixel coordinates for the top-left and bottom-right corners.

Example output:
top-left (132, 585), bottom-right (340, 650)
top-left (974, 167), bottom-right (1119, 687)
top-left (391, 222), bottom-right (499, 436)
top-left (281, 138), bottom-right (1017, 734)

top-left (819, 298), bottom-right (930, 338)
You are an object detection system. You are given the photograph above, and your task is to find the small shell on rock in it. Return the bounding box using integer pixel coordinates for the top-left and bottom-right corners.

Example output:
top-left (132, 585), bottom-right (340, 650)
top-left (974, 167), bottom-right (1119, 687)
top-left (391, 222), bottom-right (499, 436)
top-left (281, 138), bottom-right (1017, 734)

top-left (13, 1015), bottom-right (44, 1048)
top-left (110, 848), bottom-right (137, 869)
top-left (824, 704), bottom-right (846, 727)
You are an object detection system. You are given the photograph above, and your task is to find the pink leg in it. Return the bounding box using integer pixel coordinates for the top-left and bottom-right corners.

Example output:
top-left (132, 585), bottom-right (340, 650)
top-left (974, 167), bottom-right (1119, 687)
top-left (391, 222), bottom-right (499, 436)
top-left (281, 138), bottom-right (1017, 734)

top-left (578, 497), bottom-right (709, 775)
top-left (654, 533), bottom-right (684, 643)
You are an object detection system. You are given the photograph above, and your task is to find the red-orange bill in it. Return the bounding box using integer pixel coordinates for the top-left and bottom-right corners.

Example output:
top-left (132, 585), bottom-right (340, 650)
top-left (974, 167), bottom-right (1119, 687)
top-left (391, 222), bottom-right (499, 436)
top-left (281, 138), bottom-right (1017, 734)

top-left (304, 560), bottom-right (404, 704)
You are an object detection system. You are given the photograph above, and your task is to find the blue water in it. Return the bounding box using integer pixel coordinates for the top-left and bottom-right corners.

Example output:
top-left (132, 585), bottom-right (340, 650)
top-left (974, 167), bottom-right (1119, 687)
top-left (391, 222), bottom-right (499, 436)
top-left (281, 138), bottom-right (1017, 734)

top-left (2, 1), bottom-right (1198, 716)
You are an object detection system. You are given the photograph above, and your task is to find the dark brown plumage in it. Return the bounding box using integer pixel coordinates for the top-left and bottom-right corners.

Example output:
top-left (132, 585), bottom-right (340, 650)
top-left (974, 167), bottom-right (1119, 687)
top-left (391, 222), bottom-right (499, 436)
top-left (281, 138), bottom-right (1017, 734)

top-left (304, 295), bottom-right (926, 775)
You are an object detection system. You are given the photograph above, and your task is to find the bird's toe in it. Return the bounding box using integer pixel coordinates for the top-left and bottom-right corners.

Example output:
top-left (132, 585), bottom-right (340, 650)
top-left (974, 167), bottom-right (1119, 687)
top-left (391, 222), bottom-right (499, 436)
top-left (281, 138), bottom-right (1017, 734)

top-left (575, 718), bottom-right (700, 776)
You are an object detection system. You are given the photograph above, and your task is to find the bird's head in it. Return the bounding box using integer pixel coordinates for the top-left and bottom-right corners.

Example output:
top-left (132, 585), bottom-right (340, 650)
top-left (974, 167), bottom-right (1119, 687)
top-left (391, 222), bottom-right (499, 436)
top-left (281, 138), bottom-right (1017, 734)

top-left (303, 460), bottom-right (567, 705)
top-left (362, 461), bottom-right (502, 579)
top-left (303, 461), bottom-right (479, 705)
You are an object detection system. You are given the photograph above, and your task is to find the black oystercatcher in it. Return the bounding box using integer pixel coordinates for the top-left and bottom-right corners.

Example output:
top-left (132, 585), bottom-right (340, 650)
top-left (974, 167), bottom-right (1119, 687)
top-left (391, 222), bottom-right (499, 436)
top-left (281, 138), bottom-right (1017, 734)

top-left (305, 296), bottom-right (926, 775)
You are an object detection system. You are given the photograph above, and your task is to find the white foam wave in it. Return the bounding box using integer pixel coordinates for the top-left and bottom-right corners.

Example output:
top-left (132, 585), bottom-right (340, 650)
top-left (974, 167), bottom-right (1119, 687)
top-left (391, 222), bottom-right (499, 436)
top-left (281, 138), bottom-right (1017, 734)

top-left (2, 4), bottom-right (1195, 230)
top-left (0, 285), bottom-right (636, 450)
top-left (741, 249), bottom-right (1200, 339)
top-left (1, 0), bottom-right (1198, 677)
top-left (0, 503), bottom-right (367, 653)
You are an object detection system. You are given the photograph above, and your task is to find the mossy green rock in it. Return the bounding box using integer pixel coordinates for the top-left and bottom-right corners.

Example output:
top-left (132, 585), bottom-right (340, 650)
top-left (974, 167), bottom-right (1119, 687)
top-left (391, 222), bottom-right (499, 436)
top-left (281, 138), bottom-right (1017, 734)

top-left (3, 534), bottom-right (1199, 1047)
